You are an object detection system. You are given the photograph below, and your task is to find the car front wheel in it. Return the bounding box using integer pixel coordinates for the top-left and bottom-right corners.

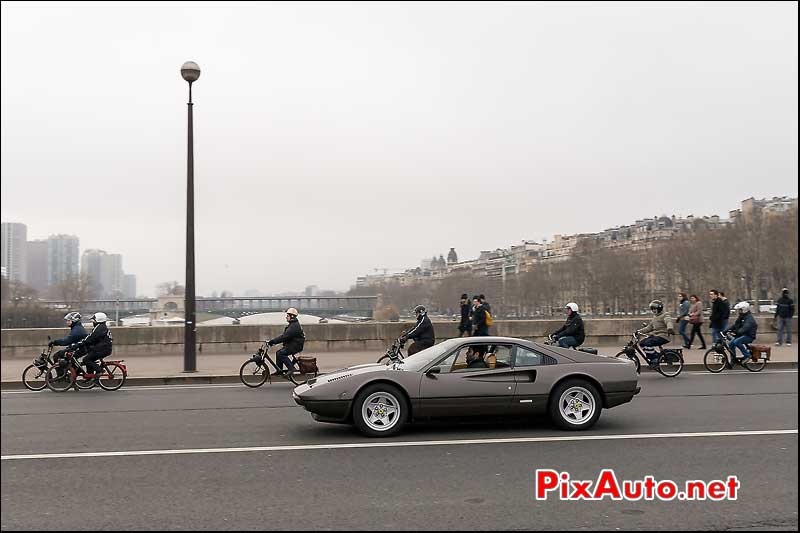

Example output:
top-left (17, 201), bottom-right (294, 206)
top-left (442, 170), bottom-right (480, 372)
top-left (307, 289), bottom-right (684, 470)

top-left (353, 384), bottom-right (408, 438)
top-left (549, 379), bottom-right (602, 431)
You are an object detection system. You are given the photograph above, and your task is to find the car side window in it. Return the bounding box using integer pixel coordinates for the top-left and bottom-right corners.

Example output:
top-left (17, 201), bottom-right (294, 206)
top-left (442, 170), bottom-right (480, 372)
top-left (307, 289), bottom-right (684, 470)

top-left (450, 343), bottom-right (513, 372)
top-left (514, 346), bottom-right (545, 367)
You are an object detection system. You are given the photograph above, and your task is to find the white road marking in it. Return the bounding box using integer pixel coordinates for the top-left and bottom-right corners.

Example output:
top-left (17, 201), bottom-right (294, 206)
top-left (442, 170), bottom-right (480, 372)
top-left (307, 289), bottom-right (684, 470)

top-left (2, 429), bottom-right (796, 461)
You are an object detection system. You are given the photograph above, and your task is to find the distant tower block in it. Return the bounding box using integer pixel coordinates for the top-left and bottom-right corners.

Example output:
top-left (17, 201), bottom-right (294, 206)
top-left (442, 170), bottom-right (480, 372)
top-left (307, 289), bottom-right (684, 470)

top-left (447, 247), bottom-right (458, 264)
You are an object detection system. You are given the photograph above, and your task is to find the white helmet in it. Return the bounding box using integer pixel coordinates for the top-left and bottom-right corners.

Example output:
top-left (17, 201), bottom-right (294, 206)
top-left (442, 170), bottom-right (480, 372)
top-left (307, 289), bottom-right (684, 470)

top-left (734, 301), bottom-right (750, 314)
top-left (91, 312), bottom-right (109, 323)
top-left (63, 312), bottom-right (82, 323)
top-left (565, 302), bottom-right (579, 313)
top-left (286, 308), bottom-right (298, 317)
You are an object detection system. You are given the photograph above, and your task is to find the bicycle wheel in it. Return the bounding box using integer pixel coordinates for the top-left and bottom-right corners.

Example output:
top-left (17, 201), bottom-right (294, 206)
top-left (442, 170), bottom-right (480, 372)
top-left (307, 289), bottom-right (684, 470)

top-left (657, 350), bottom-right (684, 378)
top-left (98, 362), bottom-right (127, 391)
top-left (743, 357), bottom-right (767, 373)
top-left (703, 348), bottom-right (728, 373)
top-left (283, 368), bottom-right (301, 386)
top-left (22, 364), bottom-right (49, 391)
top-left (45, 366), bottom-right (75, 392)
top-left (74, 371), bottom-right (98, 390)
top-left (615, 351), bottom-right (640, 374)
top-left (239, 359), bottom-right (268, 388)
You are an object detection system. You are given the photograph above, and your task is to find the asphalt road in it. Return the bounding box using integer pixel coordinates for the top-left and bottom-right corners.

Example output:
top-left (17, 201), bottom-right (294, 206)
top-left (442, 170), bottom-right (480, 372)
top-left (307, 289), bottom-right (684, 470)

top-left (2, 370), bottom-right (797, 531)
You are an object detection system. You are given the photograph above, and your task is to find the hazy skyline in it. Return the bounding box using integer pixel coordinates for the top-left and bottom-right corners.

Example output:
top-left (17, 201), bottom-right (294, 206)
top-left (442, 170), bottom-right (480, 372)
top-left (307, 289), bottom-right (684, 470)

top-left (2, 1), bottom-right (797, 297)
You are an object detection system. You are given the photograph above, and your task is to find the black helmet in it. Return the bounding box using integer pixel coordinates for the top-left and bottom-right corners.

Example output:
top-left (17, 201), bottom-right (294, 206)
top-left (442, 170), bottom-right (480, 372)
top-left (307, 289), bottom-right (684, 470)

top-left (413, 305), bottom-right (427, 316)
top-left (649, 300), bottom-right (664, 313)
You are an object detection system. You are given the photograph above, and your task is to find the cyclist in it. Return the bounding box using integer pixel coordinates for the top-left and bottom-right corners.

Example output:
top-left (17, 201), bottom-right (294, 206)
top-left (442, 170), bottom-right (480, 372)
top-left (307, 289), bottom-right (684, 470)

top-left (70, 312), bottom-right (113, 381)
top-left (47, 312), bottom-right (87, 377)
top-left (267, 308), bottom-right (305, 375)
top-left (550, 303), bottom-right (585, 349)
top-left (636, 300), bottom-right (674, 366)
top-left (401, 305), bottom-right (435, 355)
top-left (725, 301), bottom-right (758, 368)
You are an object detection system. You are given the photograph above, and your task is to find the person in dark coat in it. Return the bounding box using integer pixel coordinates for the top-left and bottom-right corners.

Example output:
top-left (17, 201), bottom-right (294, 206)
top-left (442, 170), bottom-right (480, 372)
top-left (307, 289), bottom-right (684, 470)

top-left (709, 290), bottom-right (727, 344)
top-left (725, 301), bottom-right (758, 368)
top-left (71, 312), bottom-right (113, 380)
top-left (458, 294), bottom-right (472, 337)
top-left (551, 303), bottom-right (585, 348)
top-left (48, 311), bottom-right (88, 377)
top-left (268, 308), bottom-right (305, 374)
top-left (472, 295), bottom-right (489, 337)
top-left (775, 288), bottom-right (795, 346)
top-left (402, 305), bottom-right (435, 355)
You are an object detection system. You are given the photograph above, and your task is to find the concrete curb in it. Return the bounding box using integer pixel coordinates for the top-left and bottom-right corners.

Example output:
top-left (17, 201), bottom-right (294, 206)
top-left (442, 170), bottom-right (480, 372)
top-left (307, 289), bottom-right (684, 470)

top-left (1, 362), bottom-right (796, 390)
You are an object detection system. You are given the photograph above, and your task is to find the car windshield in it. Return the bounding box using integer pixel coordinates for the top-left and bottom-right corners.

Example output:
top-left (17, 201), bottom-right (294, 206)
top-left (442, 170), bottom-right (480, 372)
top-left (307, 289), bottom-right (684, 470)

top-left (399, 339), bottom-right (462, 372)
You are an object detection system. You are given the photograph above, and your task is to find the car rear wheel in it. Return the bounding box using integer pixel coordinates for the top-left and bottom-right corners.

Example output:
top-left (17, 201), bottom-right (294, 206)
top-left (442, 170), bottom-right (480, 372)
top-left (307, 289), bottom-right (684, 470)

top-left (353, 384), bottom-right (408, 438)
top-left (549, 379), bottom-right (602, 431)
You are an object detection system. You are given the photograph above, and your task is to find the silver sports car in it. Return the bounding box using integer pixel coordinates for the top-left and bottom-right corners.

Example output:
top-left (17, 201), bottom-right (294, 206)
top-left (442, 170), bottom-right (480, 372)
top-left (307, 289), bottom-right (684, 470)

top-left (292, 336), bottom-right (640, 437)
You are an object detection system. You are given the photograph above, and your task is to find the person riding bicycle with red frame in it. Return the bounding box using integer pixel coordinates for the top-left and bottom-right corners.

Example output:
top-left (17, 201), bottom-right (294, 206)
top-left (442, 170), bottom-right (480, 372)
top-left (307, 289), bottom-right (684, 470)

top-left (69, 312), bottom-right (113, 382)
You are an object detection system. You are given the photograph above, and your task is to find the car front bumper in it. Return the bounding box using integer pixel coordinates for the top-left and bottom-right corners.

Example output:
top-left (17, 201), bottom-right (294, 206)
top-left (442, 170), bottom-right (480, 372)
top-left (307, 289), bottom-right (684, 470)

top-left (293, 390), bottom-right (351, 423)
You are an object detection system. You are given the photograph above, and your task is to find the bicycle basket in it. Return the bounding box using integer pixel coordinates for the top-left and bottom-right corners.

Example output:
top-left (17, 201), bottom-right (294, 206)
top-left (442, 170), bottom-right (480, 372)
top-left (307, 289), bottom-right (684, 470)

top-left (296, 356), bottom-right (318, 375)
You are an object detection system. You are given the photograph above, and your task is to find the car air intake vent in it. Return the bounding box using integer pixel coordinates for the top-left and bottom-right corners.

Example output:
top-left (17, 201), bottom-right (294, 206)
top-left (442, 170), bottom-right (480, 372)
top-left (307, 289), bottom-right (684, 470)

top-left (542, 355), bottom-right (557, 365)
top-left (327, 374), bottom-right (352, 382)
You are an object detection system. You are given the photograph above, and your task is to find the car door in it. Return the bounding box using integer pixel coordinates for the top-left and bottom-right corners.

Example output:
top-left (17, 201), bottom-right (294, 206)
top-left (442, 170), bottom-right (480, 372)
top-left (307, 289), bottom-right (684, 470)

top-left (418, 343), bottom-right (516, 418)
top-left (510, 345), bottom-right (559, 415)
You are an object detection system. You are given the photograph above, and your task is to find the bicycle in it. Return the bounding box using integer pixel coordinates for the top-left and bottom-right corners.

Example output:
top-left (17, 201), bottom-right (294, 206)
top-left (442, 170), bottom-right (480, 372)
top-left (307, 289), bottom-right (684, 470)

top-left (45, 346), bottom-right (127, 392)
top-left (239, 341), bottom-right (316, 387)
top-left (376, 335), bottom-right (406, 364)
top-left (614, 330), bottom-right (684, 377)
top-left (702, 331), bottom-right (767, 373)
top-left (22, 338), bottom-right (55, 391)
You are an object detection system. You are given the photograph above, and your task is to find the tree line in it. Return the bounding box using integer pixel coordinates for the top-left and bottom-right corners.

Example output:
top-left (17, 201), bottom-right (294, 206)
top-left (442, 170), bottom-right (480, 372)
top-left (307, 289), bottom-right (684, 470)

top-left (350, 208), bottom-right (797, 318)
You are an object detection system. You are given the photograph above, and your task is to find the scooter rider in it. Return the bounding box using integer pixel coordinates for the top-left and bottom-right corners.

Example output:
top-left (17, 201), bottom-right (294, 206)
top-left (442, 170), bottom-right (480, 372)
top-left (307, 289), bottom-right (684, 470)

top-left (636, 300), bottom-right (674, 366)
top-left (47, 312), bottom-right (87, 376)
top-left (725, 301), bottom-right (758, 368)
top-left (268, 308), bottom-right (305, 375)
top-left (550, 303), bottom-right (585, 349)
top-left (401, 305), bottom-right (435, 356)
top-left (70, 312), bottom-right (113, 381)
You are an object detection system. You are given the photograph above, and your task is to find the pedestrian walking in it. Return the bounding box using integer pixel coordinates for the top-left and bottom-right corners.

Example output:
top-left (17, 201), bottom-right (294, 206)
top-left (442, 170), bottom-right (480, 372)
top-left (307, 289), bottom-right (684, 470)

top-left (719, 291), bottom-right (731, 332)
top-left (458, 293), bottom-right (472, 337)
top-left (775, 288), bottom-right (795, 346)
top-left (677, 292), bottom-right (691, 348)
top-left (687, 294), bottom-right (707, 349)
top-left (709, 289), bottom-right (726, 344)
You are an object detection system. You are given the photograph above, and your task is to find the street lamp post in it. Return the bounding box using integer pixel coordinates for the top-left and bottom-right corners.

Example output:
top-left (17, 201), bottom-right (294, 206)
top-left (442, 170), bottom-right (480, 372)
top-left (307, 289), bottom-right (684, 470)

top-left (181, 61), bottom-right (200, 373)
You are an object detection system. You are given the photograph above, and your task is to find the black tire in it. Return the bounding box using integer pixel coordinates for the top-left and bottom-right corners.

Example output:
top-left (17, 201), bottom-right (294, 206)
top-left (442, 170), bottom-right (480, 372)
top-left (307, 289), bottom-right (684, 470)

top-left (352, 383), bottom-right (409, 438)
top-left (74, 372), bottom-right (98, 390)
top-left (282, 368), bottom-right (301, 386)
top-left (744, 358), bottom-right (766, 372)
top-left (703, 348), bottom-right (728, 373)
top-left (239, 359), bottom-right (268, 388)
top-left (98, 362), bottom-right (127, 391)
top-left (377, 354), bottom-right (390, 364)
top-left (45, 366), bottom-right (75, 392)
top-left (22, 364), bottom-right (49, 392)
top-left (549, 379), bottom-right (603, 431)
top-left (615, 350), bottom-right (640, 374)
top-left (657, 350), bottom-right (684, 378)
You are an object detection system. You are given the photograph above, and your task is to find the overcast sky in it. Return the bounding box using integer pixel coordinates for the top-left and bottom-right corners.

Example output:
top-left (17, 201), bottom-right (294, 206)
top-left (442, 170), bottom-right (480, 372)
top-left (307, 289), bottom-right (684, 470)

top-left (2, 1), bottom-right (797, 297)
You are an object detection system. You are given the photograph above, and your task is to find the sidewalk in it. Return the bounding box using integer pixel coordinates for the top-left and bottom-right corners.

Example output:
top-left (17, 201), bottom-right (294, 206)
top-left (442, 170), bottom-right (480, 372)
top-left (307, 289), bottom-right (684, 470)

top-left (2, 344), bottom-right (796, 387)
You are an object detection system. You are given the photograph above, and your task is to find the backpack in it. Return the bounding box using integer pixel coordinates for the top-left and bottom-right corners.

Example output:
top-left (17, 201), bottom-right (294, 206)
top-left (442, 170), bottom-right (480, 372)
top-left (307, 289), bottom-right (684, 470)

top-left (484, 310), bottom-right (494, 327)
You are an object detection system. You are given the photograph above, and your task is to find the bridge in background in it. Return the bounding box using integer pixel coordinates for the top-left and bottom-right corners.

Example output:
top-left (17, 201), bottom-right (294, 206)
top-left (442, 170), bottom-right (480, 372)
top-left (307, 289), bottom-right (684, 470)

top-left (40, 296), bottom-right (378, 319)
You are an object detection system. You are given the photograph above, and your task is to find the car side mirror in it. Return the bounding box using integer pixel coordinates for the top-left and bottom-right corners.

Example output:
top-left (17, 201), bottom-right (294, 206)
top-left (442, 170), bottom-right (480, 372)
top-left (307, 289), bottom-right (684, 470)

top-left (426, 366), bottom-right (441, 378)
